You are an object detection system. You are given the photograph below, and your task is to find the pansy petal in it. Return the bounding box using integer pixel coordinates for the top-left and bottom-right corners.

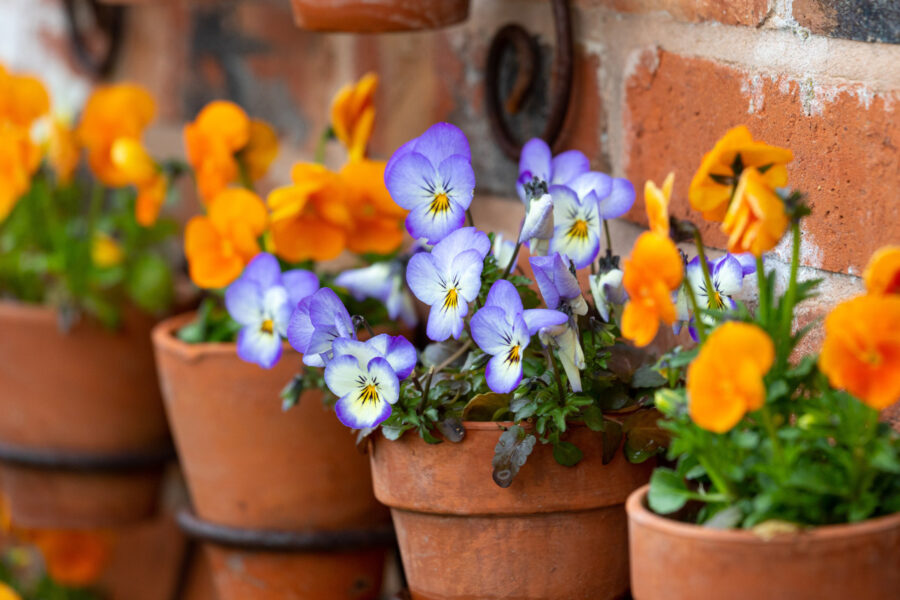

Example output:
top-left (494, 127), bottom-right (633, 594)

top-left (335, 263), bottom-right (392, 301)
top-left (367, 357), bottom-right (401, 404)
top-left (309, 288), bottom-right (353, 335)
top-left (549, 184), bottom-right (580, 215)
top-left (225, 278), bottom-right (263, 326)
top-left (324, 354), bottom-right (364, 398)
top-left (237, 326), bottom-right (283, 369)
top-left (484, 279), bottom-right (524, 314)
top-left (568, 171), bottom-right (612, 202)
top-left (406, 253), bottom-right (444, 305)
top-left (263, 286), bottom-right (291, 335)
top-left (598, 177), bottom-right (636, 219)
top-left (287, 297), bottom-right (314, 353)
top-left (733, 252), bottom-right (757, 276)
top-left (383, 335), bottom-right (417, 380)
top-left (426, 299), bottom-right (466, 342)
top-left (550, 150), bottom-right (589, 185)
top-left (550, 225), bottom-right (600, 270)
top-left (520, 193), bottom-right (554, 243)
top-left (438, 155), bottom-right (475, 211)
top-left (406, 199), bottom-right (466, 244)
top-left (334, 392), bottom-right (392, 429)
top-left (384, 138), bottom-right (416, 183)
top-left (714, 254), bottom-right (744, 295)
top-left (333, 337), bottom-right (378, 366)
top-left (485, 352), bottom-right (524, 394)
top-left (282, 269), bottom-right (320, 307)
top-left (384, 151), bottom-right (437, 210)
top-left (523, 309), bottom-right (568, 335)
top-left (431, 227), bottom-right (491, 270)
top-left (517, 138), bottom-right (552, 201)
top-left (451, 249), bottom-right (486, 301)
top-left (240, 252), bottom-right (282, 289)
top-left (529, 255), bottom-right (561, 309)
top-left (470, 306), bottom-right (513, 355)
top-left (413, 122), bottom-right (471, 163)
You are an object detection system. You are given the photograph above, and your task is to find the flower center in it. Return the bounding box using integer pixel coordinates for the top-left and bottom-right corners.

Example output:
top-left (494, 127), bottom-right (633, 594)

top-left (442, 287), bottom-right (459, 312)
top-left (709, 290), bottom-right (726, 309)
top-left (429, 192), bottom-right (451, 216)
top-left (566, 219), bottom-right (590, 241)
top-left (862, 349), bottom-right (882, 366)
top-left (504, 344), bottom-right (521, 366)
top-left (358, 384), bottom-right (380, 405)
top-left (260, 319), bottom-right (274, 334)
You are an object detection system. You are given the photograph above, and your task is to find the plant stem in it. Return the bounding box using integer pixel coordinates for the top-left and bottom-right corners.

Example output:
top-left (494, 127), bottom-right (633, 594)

top-left (778, 222), bottom-right (801, 362)
top-left (603, 219), bottom-right (614, 256)
top-left (542, 345), bottom-right (566, 405)
top-left (466, 208), bottom-right (475, 227)
top-left (756, 255), bottom-right (768, 326)
top-left (684, 279), bottom-right (707, 342)
top-left (692, 230), bottom-right (716, 313)
top-left (697, 453), bottom-right (736, 502)
top-left (418, 366), bottom-right (435, 414)
top-left (760, 404), bottom-right (783, 466)
top-left (501, 240), bottom-right (524, 280)
top-left (434, 339), bottom-right (472, 374)
top-left (314, 126), bottom-right (334, 165)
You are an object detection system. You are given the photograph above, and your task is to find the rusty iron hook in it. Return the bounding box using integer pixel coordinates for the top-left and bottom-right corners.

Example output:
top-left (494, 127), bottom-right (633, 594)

top-left (485, 0), bottom-right (573, 160)
top-left (61, 0), bottom-right (126, 79)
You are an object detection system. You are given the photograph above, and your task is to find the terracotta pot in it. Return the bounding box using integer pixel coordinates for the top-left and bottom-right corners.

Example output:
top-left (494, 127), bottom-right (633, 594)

top-left (0, 302), bottom-right (169, 528)
top-left (290, 0), bottom-right (469, 32)
top-left (626, 484), bottom-right (900, 600)
top-left (153, 312), bottom-right (389, 600)
top-left (370, 422), bottom-right (654, 600)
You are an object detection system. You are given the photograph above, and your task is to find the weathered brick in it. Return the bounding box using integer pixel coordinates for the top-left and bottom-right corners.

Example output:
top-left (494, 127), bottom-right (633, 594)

top-left (555, 44), bottom-right (607, 170)
top-left (574, 0), bottom-right (771, 27)
top-left (793, 0), bottom-right (900, 45)
top-left (623, 49), bottom-right (900, 275)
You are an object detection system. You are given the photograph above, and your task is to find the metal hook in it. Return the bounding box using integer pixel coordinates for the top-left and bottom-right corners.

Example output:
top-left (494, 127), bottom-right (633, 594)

top-left (485, 0), bottom-right (573, 160)
top-left (61, 0), bottom-right (126, 79)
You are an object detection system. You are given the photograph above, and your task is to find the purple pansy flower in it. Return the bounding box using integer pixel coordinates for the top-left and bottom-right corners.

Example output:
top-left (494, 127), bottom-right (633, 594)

top-left (589, 267), bottom-right (626, 322)
top-left (406, 227), bottom-right (490, 342)
top-left (675, 253), bottom-right (756, 340)
top-left (325, 334), bottom-right (417, 429)
top-left (516, 138), bottom-right (589, 202)
top-left (547, 185), bottom-right (603, 269)
top-left (384, 123), bottom-right (475, 244)
top-left (335, 261), bottom-right (418, 328)
top-left (225, 253), bottom-right (319, 369)
top-left (470, 279), bottom-right (567, 394)
top-left (287, 287), bottom-right (356, 367)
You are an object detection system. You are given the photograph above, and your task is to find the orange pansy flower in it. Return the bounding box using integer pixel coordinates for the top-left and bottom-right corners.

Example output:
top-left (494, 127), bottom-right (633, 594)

top-left (721, 168), bottom-right (789, 257)
top-left (689, 126), bottom-right (793, 222)
top-left (110, 136), bottom-right (167, 226)
top-left (331, 72), bottom-right (377, 162)
top-left (47, 118), bottom-right (80, 184)
top-left (0, 122), bottom-right (42, 222)
top-left (21, 529), bottom-right (114, 587)
top-left (77, 83), bottom-right (156, 187)
top-left (185, 188), bottom-right (268, 289)
top-left (340, 159), bottom-right (407, 255)
top-left (687, 321), bottom-right (774, 433)
top-left (863, 246), bottom-right (900, 296)
top-left (0, 64), bottom-right (50, 129)
top-left (268, 162), bottom-right (352, 262)
top-left (241, 118), bottom-right (279, 182)
top-left (184, 100), bottom-right (251, 204)
top-left (621, 231), bottom-right (684, 347)
top-left (819, 294), bottom-right (900, 410)
top-left (0, 583), bottom-right (20, 600)
top-left (645, 172), bottom-right (673, 237)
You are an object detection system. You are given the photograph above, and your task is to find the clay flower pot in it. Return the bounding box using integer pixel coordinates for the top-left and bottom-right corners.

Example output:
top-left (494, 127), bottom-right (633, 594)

top-left (152, 312), bottom-right (390, 600)
top-left (626, 484), bottom-right (900, 600)
top-left (369, 422), bottom-right (654, 600)
top-left (0, 301), bottom-right (170, 528)
top-left (290, 0), bottom-right (470, 32)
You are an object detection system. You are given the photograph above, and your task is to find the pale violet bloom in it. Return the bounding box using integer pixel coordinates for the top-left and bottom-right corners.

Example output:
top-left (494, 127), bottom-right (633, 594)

top-left (520, 192), bottom-right (554, 256)
top-left (590, 268), bottom-right (626, 322)
top-left (470, 280), bottom-right (567, 394)
top-left (516, 138), bottom-right (589, 203)
top-left (287, 287), bottom-right (356, 367)
top-left (492, 233), bottom-right (516, 269)
top-left (539, 323), bottom-right (586, 393)
top-left (325, 334), bottom-right (417, 429)
top-left (406, 227), bottom-right (490, 342)
top-left (548, 185), bottom-right (602, 269)
top-left (675, 253), bottom-right (756, 340)
top-left (335, 261), bottom-right (418, 328)
top-left (384, 123), bottom-right (475, 244)
top-left (226, 253), bottom-right (319, 369)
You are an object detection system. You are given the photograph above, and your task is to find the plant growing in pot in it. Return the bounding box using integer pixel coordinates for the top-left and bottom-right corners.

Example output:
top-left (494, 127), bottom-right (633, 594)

top-left (152, 73), bottom-right (414, 600)
top-left (282, 123), bottom-right (751, 599)
top-left (0, 65), bottom-right (183, 537)
top-left (625, 127), bottom-right (900, 600)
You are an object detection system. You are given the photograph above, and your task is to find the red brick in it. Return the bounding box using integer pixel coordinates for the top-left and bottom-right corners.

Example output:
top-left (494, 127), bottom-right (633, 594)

top-left (574, 0), bottom-right (771, 27)
top-left (793, 0), bottom-right (900, 44)
top-left (623, 49), bottom-right (900, 275)
top-left (555, 44), bottom-right (607, 171)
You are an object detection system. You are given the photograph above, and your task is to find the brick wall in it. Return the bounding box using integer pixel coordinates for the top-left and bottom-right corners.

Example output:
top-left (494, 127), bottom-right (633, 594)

top-left (2, 0), bottom-right (898, 352)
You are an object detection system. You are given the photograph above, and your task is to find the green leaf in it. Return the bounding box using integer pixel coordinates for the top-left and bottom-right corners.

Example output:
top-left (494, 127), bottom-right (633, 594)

top-left (581, 405), bottom-right (605, 431)
top-left (492, 425), bottom-right (536, 487)
top-left (552, 440), bottom-right (583, 467)
top-left (280, 374), bottom-right (305, 411)
top-left (623, 409), bottom-right (668, 463)
top-left (632, 364), bottom-right (667, 388)
top-left (462, 392), bottom-right (511, 421)
top-left (381, 425), bottom-right (407, 441)
top-left (436, 418), bottom-right (466, 443)
top-left (648, 468), bottom-right (691, 514)
top-left (125, 253), bottom-right (173, 313)
top-left (602, 418), bottom-right (624, 464)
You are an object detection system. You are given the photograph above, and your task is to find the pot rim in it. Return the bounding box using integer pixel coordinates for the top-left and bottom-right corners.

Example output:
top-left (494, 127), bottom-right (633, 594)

top-left (626, 484), bottom-right (900, 544)
top-left (0, 299), bottom-right (64, 323)
top-left (152, 311), bottom-right (293, 362)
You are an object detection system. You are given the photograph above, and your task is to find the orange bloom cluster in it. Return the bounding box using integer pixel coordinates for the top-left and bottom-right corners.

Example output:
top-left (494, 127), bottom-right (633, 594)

top-left (622, 231), bottom-right (684, 347)
top-left (644, 172), bottom-right (673, 237)
top-left (722, 167), bottom-right (789, 257)
top-left (688, 322), bottom-right (774, 432)
top-left (78, 83), bottom-right (168, 225)
top-left (819, 247), bottom-right (900, 410)
top-left (184, 101), bottom-right (278, 204)
top-left (20, 529), bottom-right (114, 587)
top-left (0, 64), bottom-right (49, 221)
top-left (185, 188), bottom-right (268, 289)
top-left (331, 72), bottom-right (377, 161)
